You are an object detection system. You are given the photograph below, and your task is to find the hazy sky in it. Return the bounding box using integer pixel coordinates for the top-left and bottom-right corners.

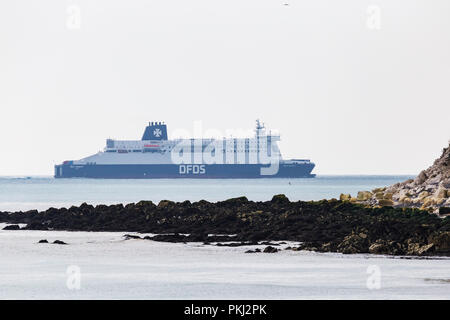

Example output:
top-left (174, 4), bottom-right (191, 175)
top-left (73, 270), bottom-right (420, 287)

top-left (1, 0), bottom-right (449, 175)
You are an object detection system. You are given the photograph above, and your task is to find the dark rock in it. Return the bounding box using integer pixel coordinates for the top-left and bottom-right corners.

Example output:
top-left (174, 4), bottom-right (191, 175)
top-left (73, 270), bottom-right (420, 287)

top-left (187, 233), bottom-right (208, 242)
top-left (263, 246), bottom-right (278, 253)
top-left (207, 235), bottom-right (238, 242)
top-left (136, 200), bottom-right (155, 207)
top-left (319, 242), bottom-right (338, 252)
top-left (216, 241), bottom-right (256, 247)
top-left (53, 240), bottom-right (67, 245)
top-left (337, 230), bottom-right (369, 254)
top-left (0, 194), bottom-right (449, 256)
top-left (428, 232), bottom-right (450, 254)
top-left (244, 231), bottom-right (272, 242)
top-left (439, 207), bottom-right (450, 215)
top-left (123, 234), bottom-right (141, 240)
top-left (417, 243), bottom-right (435, 255)
top-left (297, 241), bottom-right (325, 252)
top-left (3, 224), bottom-right (20, 230)
top-left (369, 240), bottom-right (404, 255)
top-left (38, 239), bottom-right (48, 243)
top-left (158, 200), bottom-right (175, 208)
top-left (79, 202), bottom-right (94, 212)
top-left (149, 233), bottom-right (188, 243)
top-left (219, 197), bottom-right (249, 207)
top-left (271, 194), bottom-right (290, 204)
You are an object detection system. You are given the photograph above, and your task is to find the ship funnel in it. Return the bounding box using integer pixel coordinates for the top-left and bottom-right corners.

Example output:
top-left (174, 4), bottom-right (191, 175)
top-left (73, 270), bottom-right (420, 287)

top-left (142, 122), bottom-right (168, 141)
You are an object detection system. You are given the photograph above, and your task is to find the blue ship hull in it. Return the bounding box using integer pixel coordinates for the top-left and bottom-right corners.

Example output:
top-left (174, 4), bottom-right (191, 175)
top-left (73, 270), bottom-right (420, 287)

top-left (54, 163), bottom-right (315, 179)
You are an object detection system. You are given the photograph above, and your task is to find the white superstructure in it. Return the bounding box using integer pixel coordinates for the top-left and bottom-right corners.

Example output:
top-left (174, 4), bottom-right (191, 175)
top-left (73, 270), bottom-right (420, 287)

top-left (73, 120), bottom-right (282, 165)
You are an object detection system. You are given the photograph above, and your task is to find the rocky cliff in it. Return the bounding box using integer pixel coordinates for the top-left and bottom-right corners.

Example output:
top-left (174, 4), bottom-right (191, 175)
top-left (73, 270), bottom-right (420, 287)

top-left (344, 142), bottom-right (450, 215)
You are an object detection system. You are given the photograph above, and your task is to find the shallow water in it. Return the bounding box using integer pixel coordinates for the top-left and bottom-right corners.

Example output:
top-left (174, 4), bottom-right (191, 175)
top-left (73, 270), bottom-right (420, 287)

top-left (5, 175), bottom-right (447, 300)
top-left (0, 224), bottom-right (449, 299)
top-left (0, 175), bottom-right (413, 211)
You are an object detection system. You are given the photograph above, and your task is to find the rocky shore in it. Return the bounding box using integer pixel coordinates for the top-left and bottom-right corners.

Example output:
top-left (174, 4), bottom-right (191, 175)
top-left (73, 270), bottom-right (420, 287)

top-left (340, 142), bottom-right (450, 215)
top-left (1, 195), bottom-right (450, 256)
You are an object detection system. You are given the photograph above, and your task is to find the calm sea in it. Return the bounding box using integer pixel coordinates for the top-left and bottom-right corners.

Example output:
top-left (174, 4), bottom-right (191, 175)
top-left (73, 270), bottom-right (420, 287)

top-left (1, 224), bottom-right (449, 299)
top-left (3, 176), bottom-right (450, 300)
top-left (0, 175), bottom-right (413, 211)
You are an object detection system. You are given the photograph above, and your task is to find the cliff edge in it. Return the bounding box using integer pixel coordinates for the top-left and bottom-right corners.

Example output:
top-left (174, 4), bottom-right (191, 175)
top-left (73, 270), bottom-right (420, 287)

top-left (344, 142), bottom-right (450, 215)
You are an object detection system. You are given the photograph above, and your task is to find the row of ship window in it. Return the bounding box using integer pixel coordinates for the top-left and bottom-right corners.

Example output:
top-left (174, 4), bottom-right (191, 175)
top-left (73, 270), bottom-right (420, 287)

top-left (107, 150), bottom-right (143, 153)
top-left (106, 149), bottom-right (267, 153)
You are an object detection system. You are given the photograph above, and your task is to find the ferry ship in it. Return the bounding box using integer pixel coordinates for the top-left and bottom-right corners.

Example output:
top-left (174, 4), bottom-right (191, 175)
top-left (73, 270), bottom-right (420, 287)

top-left (54, 121), bottom-right (315, 178)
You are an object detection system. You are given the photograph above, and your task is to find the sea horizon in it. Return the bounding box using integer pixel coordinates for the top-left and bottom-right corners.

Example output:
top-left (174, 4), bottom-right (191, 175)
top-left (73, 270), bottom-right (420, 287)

top-left (0, 175), bottom-right (414, 212)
